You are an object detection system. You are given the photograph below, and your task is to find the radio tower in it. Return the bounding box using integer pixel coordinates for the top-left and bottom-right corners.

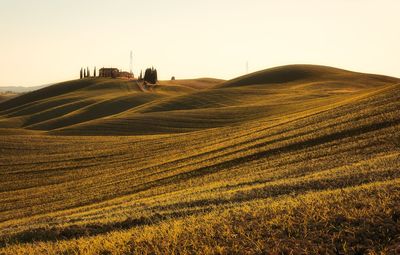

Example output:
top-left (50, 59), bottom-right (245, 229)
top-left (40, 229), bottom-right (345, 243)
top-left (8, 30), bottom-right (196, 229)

top-left (130, 51), bottom-right (133, 74)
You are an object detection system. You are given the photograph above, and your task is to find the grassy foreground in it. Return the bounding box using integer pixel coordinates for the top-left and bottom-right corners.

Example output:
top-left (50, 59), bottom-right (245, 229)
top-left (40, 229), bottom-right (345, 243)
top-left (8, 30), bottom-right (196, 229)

top-left (0, 65), bottom-right (399, 254)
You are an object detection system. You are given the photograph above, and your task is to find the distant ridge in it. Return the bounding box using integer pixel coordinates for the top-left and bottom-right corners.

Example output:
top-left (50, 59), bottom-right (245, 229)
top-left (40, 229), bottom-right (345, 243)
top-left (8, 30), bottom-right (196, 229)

top-left (0, 84), bottom-right (51, 93)
top-left (220, 64), bottom-right (399, 87)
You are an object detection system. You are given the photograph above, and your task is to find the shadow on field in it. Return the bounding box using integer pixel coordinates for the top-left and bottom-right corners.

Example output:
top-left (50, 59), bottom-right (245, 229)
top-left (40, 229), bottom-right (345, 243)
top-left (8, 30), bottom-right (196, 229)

top-left (151, 166), bottom-right (400, 213)
top-left (132, 118), bottom-right (400, 193)
top-left (0, 208), bottom-right (211, 247)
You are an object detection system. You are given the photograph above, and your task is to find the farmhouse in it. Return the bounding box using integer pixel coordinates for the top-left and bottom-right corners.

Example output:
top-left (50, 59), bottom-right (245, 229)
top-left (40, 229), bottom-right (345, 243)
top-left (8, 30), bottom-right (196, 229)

top-left (99, 68), bottom-right (119, 78)
top-left (119, 71), bottom-right (133, 78)
top-left (99, 68), bottom-right (134, 79)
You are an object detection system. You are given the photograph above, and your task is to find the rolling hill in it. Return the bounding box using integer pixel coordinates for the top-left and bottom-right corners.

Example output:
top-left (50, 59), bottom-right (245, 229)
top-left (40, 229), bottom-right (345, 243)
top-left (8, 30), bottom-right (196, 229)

top-left (0, 65), bottom-right (399, 254)
top-left (0, 92), bottom-right (19, 103)
top-left (0, 84), bottom-right (49, 93)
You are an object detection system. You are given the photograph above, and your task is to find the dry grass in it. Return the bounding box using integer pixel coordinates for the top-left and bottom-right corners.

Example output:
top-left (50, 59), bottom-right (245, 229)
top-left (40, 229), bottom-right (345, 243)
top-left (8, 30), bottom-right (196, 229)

top-left (0, 65), bottom-right (399, 254)
top-left (0, 92), bottom-right (19, 103)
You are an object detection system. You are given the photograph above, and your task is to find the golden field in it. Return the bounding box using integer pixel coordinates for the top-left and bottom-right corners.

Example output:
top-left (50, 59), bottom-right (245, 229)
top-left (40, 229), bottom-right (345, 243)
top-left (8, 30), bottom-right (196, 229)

top-left (0, 65), bottom-right (399, 254)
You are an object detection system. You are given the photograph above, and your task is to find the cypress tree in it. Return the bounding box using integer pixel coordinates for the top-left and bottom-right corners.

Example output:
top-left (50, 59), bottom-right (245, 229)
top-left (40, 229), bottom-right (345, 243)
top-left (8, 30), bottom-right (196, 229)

top-left (144, 68), bottom-right (151, 82)
top-left (143, 67), bottom-right (158, 84)
top-left (80, 68), bottom-right (83, 79)
top-left (150, 69), bottom-right (157, 84)
top-left (84, 69), bottom-right (87, 78)
top-left (87, 67), bottom-right (90, 77)
top-left (94, 67), bottom-right (97, 77)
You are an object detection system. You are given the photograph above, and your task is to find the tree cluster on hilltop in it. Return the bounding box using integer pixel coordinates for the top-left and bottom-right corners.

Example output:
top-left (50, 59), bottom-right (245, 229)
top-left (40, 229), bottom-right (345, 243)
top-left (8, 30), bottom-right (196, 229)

top-left (80, 67), bottom-right (96, 79)
top-left (143, 67), bottom-right (158, 84)
top-left (79, 65), bottom-right (158, 83)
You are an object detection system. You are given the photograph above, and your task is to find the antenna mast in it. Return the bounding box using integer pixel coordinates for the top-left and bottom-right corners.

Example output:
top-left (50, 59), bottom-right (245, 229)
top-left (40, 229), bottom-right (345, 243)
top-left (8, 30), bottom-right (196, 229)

top-left (130, 51), bottom-right (133, 74)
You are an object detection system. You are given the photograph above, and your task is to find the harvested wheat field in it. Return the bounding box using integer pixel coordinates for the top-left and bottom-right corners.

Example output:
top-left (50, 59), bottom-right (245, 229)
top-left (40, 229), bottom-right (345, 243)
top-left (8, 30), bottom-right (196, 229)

top-left (0, 65), bottom-right (399, 254)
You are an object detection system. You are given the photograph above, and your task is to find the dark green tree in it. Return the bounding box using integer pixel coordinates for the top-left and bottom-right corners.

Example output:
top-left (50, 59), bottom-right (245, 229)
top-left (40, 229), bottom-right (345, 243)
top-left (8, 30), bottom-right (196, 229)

top-left (80, 68), bottom-right (83, 79)
top-left (144, 68), bottom-right (150, 82)
top-left (143, 67), bottom-right (158, 84)
top-left (152, 69), bottom-right (158, 84)
top-left (94, 67), bottom-right (97, 77)
top-left (84, 68), bottom-right (87, 78)
top-left (87, 67), bottom-right (90, 77)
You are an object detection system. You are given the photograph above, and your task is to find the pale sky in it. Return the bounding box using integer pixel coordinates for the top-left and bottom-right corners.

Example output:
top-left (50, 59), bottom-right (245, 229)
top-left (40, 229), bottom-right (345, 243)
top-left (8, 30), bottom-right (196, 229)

top-left (1, 0), bottom-right (399, 87)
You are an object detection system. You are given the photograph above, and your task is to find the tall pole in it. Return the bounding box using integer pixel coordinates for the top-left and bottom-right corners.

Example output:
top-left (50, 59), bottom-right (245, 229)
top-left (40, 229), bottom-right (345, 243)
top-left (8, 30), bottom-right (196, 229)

top-left (130, 51), bottom-right (133, 74)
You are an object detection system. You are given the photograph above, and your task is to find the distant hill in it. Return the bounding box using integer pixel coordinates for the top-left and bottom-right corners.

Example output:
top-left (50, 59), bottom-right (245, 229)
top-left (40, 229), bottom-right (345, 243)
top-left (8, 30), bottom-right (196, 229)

top-left (159, 78), bottom-right (225, 89)
top-left (0, 92), bottom-right (19, 103)
top-left (0, 84), bottom-right (51, 93)
top-left (219, 64), bottom-right (398, 87)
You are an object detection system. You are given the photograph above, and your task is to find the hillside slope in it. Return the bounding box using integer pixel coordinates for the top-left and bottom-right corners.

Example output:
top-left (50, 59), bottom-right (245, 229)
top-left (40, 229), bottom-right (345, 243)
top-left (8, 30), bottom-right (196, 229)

top-left (0, 65), bottom-right (397, 135)
top-left (0, 78), bottom-right (222, 134)
top-left (0, 65), bottom-right (399, 254)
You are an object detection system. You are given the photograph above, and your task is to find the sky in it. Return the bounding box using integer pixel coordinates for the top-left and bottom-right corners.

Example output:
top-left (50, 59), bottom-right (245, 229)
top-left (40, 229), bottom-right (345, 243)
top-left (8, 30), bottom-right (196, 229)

top-left (0, 0), bottom-right (399, 87)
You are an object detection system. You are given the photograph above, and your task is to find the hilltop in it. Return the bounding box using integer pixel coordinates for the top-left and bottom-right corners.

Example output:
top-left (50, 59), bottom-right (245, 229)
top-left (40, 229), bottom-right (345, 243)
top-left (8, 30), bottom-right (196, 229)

top-left (0, 65), bottom-right (399, 254)
top-left (220, 64), bottom-right (397, 87)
